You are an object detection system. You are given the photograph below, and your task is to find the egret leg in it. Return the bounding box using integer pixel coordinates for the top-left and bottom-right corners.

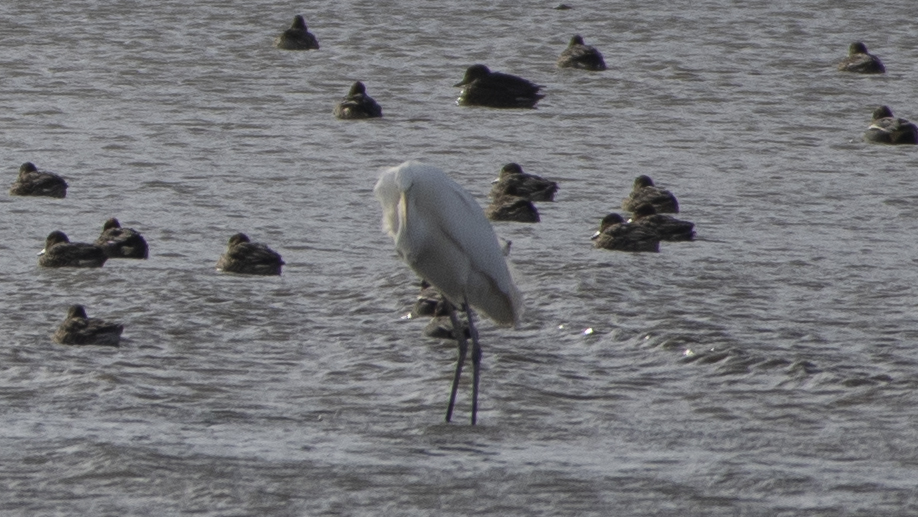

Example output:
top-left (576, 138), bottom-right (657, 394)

top-left (444, 300), bottom-right (468, 423)
top-left (464, 303), bottom-right (482, 426)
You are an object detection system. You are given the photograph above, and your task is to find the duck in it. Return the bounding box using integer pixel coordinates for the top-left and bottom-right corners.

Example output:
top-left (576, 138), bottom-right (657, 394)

top-left (489, 163), bottom-right (558, 202)
top-left (621, 175), bottom-right (680, 214)
top-left (53, 304), bottom-right (122, 347)
top-left (423, 316), bottom-right (469, 340)
top-left (216, 233), bottom-right (285, 275)
top-left (408, 281), bottom-right (469, 339)
top-left (486, 196), bottom-right (540, 223)
top-left (557, 35), bottom-right (606, 71)
top-left (94, 218), bottom-right (149, 259)
top-left (864, 106), bottom-right (918, 144)
top-left (454, 64), bottom-right (544, 108)
top-left (333, 81), bottom-right (383, 119)
top-left (274, 15), bottom-right (319, 50)
top-left (413, 280), bottom-right (450, 318)
top-left (630, 203), bottom-right (695, 241)
top-left (9, 162), bottom-right (68, 198)
top-left (591, 213), bottom-right (660, 252)
top-left (38, 231), bottom-right (107, 268)
top-left (837, 42), bottom-right (885, 74)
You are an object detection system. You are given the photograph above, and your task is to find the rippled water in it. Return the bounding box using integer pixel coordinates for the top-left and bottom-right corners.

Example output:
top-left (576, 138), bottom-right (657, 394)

top-left (2, 0), bottom-right (918, 514)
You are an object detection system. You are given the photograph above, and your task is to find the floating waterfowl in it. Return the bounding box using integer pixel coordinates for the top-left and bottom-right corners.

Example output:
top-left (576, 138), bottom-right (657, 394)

top-left (630, 203), bottom-right (695, 241)
top-left (53, 304), bottom-right (122, 346)
top-left (9, 162), bottom-right (68, 198)
top-left (38, 231), bottom-right (107, 268)
top-left (454, 64), bottom-right (544, 108)
top-left (591, 213), bottom-right (660, 252)
top-left (557, 35), bottom-right (606, 71)
top-left (216, 233), bottom-right (285, 275)
top-left (489, 163), bottom-right (558, 202)
top-left (95, 218), bottom-right (149, 259)
top-left (621, 175), bottom-right (680, 214)
top-left (413, 280), bottom-right (450, 318)
top-left (486, 196), bottom-right (540, 223)
top-left (864, 105), bottom-right (918, 144)
top-left (274, 15), bottom-right (319, 50)
top-left (837, 42), bottom-right (885, 74)
top-left (334, 81), bottom-right (383, 119)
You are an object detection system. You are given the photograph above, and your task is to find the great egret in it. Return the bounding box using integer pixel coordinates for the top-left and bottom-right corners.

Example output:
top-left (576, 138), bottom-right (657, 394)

top-left (215, 233), bottom-right (285, 276)
top-left (838, 42), bottom-right (885, 74)
top-left (621, 175), bottom-right (680, 214)
top-left (95, 218), bottom-right (149, 259)
top-left (274, 15), bottom-right (319, 50)
top-left (865, 106), bottom-right (918, 144)
top-left (38, 231), bottom-right (107, 268)
top-left (53, 304), bottom-right (123, 347)
top-left (334, 81), bottom-right (383, 119)
top-left (374, 161), bottom-right (523, 425)
top-left (556, 35), bottom-right (607, 71)
top-left (453, 64), bottom-right (544, 109)
top-left (9, 162), bottom-right (68, 198)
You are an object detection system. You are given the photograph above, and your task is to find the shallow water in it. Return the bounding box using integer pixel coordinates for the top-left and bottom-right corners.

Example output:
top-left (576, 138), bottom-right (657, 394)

top-left (2, 0), bottom-right (918, 515)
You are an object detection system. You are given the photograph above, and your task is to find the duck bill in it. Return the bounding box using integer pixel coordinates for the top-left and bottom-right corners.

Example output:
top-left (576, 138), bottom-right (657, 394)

top-left (590, 231), bottom-right (601, 240)
top-left (37, 248), bottom-right (46, 256)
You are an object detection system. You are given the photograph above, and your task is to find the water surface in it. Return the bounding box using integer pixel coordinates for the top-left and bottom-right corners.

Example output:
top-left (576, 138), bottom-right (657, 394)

top-left (2, 0), bottom-right (918, 515)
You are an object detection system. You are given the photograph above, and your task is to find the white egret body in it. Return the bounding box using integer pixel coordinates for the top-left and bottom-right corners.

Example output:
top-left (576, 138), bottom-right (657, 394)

top-left (375, 161), bottom-right (523, 424)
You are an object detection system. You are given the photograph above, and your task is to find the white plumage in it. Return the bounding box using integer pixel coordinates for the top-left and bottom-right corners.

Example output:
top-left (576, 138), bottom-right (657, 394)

top-left (375, 161), bottom-right (522, 327)
top-left (374, 161), bottom-right (523, 424)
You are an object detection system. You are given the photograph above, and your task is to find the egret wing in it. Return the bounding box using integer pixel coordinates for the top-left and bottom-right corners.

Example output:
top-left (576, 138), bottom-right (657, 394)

top-left (375, 162), bottom-right (522, 326)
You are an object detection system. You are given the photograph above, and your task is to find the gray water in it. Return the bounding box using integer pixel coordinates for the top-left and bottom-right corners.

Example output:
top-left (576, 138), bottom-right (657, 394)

top-left (2, 0), bottom-right (918, 515)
